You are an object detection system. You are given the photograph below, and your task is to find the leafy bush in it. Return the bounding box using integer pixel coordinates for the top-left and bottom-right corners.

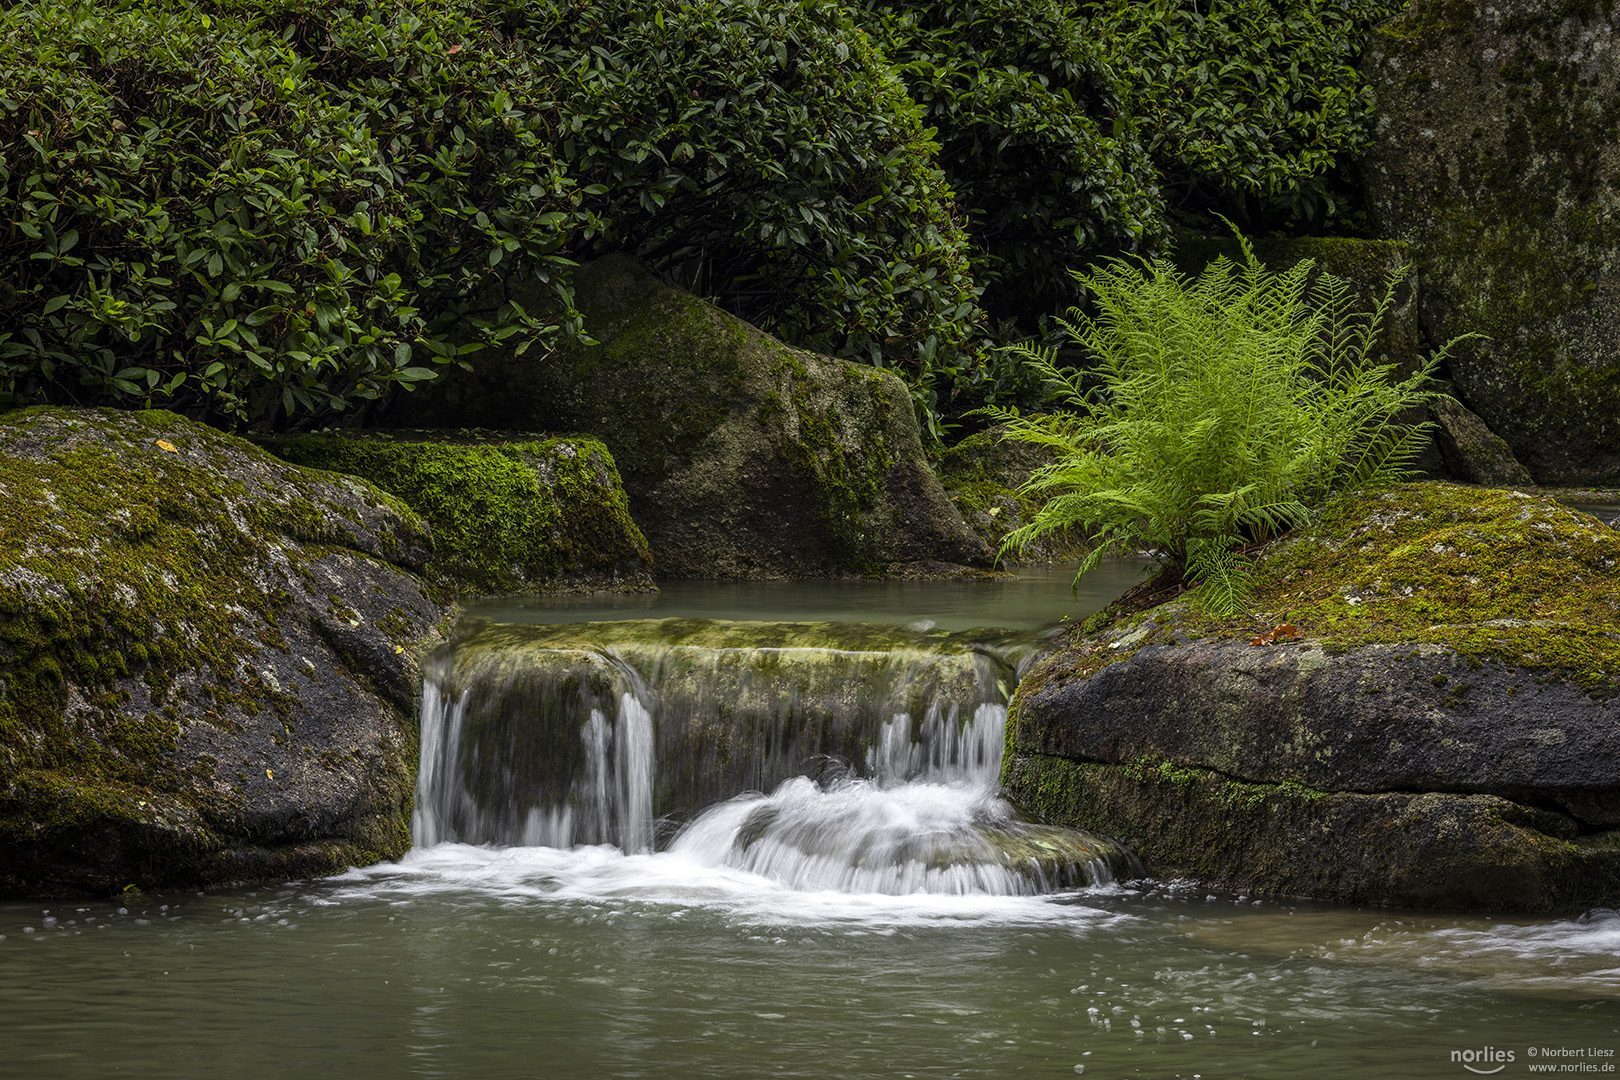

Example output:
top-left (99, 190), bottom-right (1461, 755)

top-left (0, 0), bottom-right (983, 428)
top-left (855, 0), bottom-right (1165, 319)
top-left (1, 0), bottom-right (1411, 436)
top-left (985, 236), bottom-right (1461, 616)
top-left (0, 0), bottom-right (594, 426)
top-left (1085, 0), bottom-right (1406, 230)
top-left (549, 0), bottom-right (982, 378)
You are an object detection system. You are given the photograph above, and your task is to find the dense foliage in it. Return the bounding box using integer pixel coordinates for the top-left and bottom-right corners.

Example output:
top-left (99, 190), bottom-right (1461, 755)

top-left (0, 0), bottom-right (977, 428)
top-left (1086, 0), bottom-right (1407, 232)
top-left (987, 239), bottom-right (1456, 616)
top-left (1, 0), bottom-right (585, 426)
top-left (1, 0), bottom-right (1403, 431)
top-left (857, 0), bottom-right (1165, 317)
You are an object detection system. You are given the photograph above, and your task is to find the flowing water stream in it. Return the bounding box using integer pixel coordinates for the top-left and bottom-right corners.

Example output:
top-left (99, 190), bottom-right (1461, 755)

top-left (3, 562), bottom-right (1618, 1078)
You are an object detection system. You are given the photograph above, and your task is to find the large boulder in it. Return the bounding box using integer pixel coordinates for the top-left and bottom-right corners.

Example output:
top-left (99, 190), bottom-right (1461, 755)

top-left (0, 408), bottom-right (450, 897)
top-left (257, 430), bottom-right (654, 596)
top-left (1359, 0), bottom-right (1620, 485)
top-left (1003, 482), bottom-right (1620, 911)
top-left (393, 255), bottom-right (992, 578)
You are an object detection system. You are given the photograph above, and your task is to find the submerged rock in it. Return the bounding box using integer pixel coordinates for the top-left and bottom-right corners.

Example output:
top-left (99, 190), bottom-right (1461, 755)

top-left (0, 408), bottom-right (449, 898)
top-left (257, 429), bottom-right (654, 596)
top-left (1004, 482), bottom-right (1620, 911)
top-left (393, 255), bottom-right (992, 578)
top-left (1360, 0), bottom-right (1620, 485)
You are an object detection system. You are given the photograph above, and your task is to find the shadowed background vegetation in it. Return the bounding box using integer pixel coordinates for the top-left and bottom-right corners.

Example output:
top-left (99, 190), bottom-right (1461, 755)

top-left (1, 0), bottom-right (1403, 433)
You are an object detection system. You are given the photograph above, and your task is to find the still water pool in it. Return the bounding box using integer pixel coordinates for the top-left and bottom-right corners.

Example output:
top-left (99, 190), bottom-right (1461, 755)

top-left (3, 851), bottom-right (1617, 1079)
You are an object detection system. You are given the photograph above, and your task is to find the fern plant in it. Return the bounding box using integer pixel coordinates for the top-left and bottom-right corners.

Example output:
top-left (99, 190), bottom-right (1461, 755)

top-left (985, 233), bottom-right (1466, 617)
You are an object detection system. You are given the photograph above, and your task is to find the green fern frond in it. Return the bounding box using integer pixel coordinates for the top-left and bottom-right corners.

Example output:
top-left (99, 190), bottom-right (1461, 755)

top-left (990, 222), bottom-right (1477, 609)
top-left (1186, 535), bottom-right (1254, 617)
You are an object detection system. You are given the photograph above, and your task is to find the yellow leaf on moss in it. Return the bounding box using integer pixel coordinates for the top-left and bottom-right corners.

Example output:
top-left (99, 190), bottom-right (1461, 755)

top-left (156, 439), bottom-right (178, 453)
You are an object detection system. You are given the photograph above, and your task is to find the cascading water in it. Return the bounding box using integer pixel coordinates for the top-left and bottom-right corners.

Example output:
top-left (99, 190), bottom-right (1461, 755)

top-left (412, 618), bottom-right (1137, 895)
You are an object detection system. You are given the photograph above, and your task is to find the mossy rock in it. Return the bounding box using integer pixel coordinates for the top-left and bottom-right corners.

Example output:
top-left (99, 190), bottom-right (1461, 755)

top-left (256, 429), bottom-right (653, 597)
top-left (1004, 754), bottom-right (1620, 912)
top-left (936, 427), bottom-right (1089, 563)
top-left (0, 407), bottom-right (451, 898)
top-left (1003, 481), bottom-right (1620, 910)
top-left (393, 255), bottom-right (992, 578)
top-left (427, 617), bottom-right (1037, 834)
top-left (1431, 394), bottom-right (1536, 485)
top-left (1360, 0), bottom-right (1620, 484)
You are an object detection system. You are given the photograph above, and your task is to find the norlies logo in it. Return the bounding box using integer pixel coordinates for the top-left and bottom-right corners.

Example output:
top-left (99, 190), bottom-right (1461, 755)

top-left (1454, 1047), bottom-right (1517, 1074)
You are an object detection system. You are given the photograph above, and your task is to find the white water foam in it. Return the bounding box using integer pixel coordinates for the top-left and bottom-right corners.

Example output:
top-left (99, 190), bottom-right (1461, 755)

top-left (331, 841), bottom-right (1129, 930)
top-left (410, 647), bottom-right (1124, 898)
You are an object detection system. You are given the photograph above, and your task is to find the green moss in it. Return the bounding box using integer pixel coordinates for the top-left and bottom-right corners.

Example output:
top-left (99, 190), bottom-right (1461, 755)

top-left (1178, 482), bottom-right (1620, 691)
top-left (0, 407), bottom-right (430, 883)
top-left (455, 616), bottom-right (1043, 657)
top-left (1375, 0), bottom-right (1476, 49)
top-left (763, 346), bottom-right (895, 574)
top-left (257, 429), bottom-right (653, 596)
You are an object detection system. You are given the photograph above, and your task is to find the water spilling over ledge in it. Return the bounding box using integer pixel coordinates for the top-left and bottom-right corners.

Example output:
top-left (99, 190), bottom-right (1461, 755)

top-left (413, 617), bottom-right (1136, 894)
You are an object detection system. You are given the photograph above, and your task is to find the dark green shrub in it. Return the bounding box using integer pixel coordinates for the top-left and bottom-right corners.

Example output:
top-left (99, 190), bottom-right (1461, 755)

top-left (0, 0), bottom-right (594, 427)
top-left (0, 0), bottom-right (984, 428)
top-left (528, 0), bottom-right (982, 383)
top-left (1085, 0), bottom-right (1406, 231)
top-left (855, 0), bottom-right (1165, 320)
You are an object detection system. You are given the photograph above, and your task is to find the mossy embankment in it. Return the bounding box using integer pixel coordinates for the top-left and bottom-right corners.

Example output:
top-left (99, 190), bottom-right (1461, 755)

top-left (0, 407), bottom-right (451, 898)
top-left (257, 429), bottom-right (653, 596)
top-left (1004, 481), bottom-right (1620, 911)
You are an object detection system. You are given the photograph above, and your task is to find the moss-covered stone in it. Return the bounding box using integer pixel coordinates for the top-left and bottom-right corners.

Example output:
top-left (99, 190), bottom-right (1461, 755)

top-left (1004, 753), bottom-right (1620, 912)
top-left (255, 429), bottom-right (653, 597)
top-left (1429, 395), bottom-right (1536, 484)
top-left (936, 427), bottom-right (1089, 563)
top-left (0, 407), bottom-right (451, 898)
top-left (1003, 481), bottom-right (1620, 910)
top-left (1360, 0), bottom-right (1620, 484)
top-left (392, 255), bottom-right (992, 578)
top-left (425, 617), bottom-right (1034, 836)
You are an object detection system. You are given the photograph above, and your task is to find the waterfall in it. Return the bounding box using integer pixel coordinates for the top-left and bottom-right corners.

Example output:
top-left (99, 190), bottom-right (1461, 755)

top-left (412, 618), bottom-right (1137, 894)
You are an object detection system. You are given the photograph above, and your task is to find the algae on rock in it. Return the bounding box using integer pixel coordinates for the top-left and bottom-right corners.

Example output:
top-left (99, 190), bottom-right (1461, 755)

top-left (421, 617), bottom-right (1038, 839)
top-left (1360, 0), bottom-right (1620, 484)
top-left (0, 407), bottom-right (450, 897)
top-left (257, 429), bottom-right (654, 596)
top-left (393, 255), bottom-right (991, 578)
top-left (1003, 481), bottom-right (1620, 911)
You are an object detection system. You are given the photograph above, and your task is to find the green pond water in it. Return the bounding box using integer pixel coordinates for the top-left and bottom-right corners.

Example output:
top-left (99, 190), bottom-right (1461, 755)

top-left (4, 561), bottom-right (1616, 1078)
top-left (464, 558), bottom-right (1155, 631)
top-left (4, 866), bottom-right (1617, 1079)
